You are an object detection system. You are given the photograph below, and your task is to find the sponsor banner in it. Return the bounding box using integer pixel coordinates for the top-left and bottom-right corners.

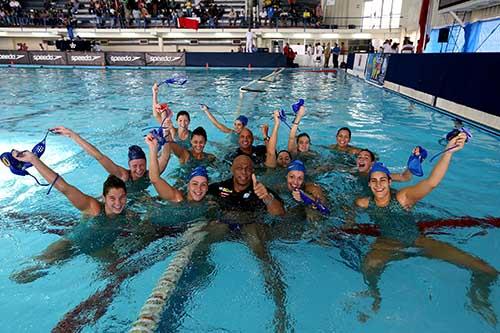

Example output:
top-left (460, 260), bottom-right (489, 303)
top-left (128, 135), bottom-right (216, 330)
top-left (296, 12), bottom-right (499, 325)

top-left (145, 52), bottom-right (185, 67)
top-left (350, 53), bottom-right (368, 78)
top-left (0, 50), bottom-right (30, 64)
top-left (66, 52), bottom-right (104, 66)
top-left (105, 52), bottom-right (146, 66)
top-left (365, 53), bottom-right (390, 85)
top-left (29, 51), bottom-right (67, 65)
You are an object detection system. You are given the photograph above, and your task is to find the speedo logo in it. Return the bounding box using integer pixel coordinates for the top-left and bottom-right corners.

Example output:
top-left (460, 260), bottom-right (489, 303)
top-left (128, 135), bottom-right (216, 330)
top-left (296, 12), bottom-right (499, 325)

top-left (33, 55), bottom-right (63, 61)
top-left (70, 55), bottom-right (101, 62)
top-left (109, 56), bottom-right (141, 62)
top-left (149, 56), bottom-right (181, 62)
top-left (0, 54), bottom-right (25, 60)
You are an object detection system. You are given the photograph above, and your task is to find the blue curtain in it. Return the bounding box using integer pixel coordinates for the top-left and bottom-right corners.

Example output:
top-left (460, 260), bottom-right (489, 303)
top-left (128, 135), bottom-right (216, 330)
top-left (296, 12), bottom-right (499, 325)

top-left (425, 17), bottom-right (500, 53)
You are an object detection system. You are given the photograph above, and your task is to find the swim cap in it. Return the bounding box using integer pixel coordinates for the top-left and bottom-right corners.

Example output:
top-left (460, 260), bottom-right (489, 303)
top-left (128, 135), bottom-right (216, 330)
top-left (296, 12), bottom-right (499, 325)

top-left (235, 115), bottom-right (248, 126)
top-left (187, 166), bottom-right (208, 181)
top-left (407, 146), bottom-right (428, 177)
top-left (128, 145), bottom-right (146, 161)
top-left (292, 99), bottom-right (305, 113)
top-left (369, 162), bottom-right (391, 179)
top-left (287, 160), bottom-right (306, 174)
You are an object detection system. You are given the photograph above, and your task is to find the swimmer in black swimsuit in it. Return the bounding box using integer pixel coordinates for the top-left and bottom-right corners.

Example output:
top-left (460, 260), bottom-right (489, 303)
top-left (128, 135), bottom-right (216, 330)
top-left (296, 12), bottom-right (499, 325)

top-left (205, 155), bottom-right (289, 331)
top-left (226, 128), bottom-right (267, 166)
top-left (355, 133), bottom-right (498, 324)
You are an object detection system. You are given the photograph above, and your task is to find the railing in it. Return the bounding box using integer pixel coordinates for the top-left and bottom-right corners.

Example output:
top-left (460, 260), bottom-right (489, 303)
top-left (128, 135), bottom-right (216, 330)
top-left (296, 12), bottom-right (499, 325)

top-left (0, 15), bottom-right (402, 32)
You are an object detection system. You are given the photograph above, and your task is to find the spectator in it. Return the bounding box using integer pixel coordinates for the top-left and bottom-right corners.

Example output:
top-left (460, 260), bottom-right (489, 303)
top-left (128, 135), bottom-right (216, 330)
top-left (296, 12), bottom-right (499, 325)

top-left (283, 42), bottom-right (297, 67)
top-left (323, 42), bottom-right (331, 68)
top-left (314, 42), bottom-right (323, 67)
top-left (331, 42), bottom-right (340, 68)
top-left (390, 42), bottom-right (399, 53)
top-left (228, 7), bottom-right (236, 26)
top-left (257, 7), bottom-right (265, 27)
top-left (314, 2), bottom-right (322, 27)
top-left (302, 8), bottom-right (311, 27)
top-left (289, 7), bottom-right (298, 27)
top-left (245, 27), bottom-right (253, 53)
top-left (401, 37), bottom-right (414, 53)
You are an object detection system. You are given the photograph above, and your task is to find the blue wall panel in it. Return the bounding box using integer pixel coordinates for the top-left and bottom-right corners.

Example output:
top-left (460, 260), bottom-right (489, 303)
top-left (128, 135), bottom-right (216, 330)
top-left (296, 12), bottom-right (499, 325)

top-left (385, 53), bottom-right (500, 117)
top-left (186, 52), bottom-right (286, 67)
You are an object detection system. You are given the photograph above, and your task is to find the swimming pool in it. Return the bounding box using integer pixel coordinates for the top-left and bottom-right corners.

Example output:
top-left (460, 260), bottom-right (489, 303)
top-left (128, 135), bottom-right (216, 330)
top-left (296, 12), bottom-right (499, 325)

top-left (0, 67), bottom-right (499, 332)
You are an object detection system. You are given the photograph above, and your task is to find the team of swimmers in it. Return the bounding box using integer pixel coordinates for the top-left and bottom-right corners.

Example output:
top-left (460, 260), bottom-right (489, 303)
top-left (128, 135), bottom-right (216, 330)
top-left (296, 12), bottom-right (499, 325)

top-left (6, 80), bottom-right (498, 327)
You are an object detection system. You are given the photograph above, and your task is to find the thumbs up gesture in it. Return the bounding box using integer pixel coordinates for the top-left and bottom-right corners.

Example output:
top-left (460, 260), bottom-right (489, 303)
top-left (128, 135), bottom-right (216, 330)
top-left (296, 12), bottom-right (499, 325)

top-left (252, 173), bottom-right (270, 201)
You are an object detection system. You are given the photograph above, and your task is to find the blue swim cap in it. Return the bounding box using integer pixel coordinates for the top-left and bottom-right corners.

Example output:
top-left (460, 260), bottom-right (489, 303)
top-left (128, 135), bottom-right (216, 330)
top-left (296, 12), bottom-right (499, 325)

top-left (287, 160), bottom-right (306, 174)
top-left (235, 115), bottom-right (248, 126)
top-left (369, 162), bottom-right (391, 179)
top-left (187, 166), bottom-right (208, 181)
top-left (128, 145), bottom-right (146, 161)
top-left (292, 99), bottom-right (305, 113)
top-left (407, 146), bottom-right (428, 177)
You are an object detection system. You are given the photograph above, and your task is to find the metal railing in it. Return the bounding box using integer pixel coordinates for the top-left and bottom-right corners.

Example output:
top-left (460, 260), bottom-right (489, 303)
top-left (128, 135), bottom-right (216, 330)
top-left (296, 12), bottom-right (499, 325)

top-left (0, 15), bottom-right (402, 32)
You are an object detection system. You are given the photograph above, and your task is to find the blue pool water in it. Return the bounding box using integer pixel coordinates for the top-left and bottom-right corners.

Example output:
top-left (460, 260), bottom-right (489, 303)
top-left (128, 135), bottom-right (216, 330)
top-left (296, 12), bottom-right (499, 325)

top-left (0, 67), bottom-right (499, 332)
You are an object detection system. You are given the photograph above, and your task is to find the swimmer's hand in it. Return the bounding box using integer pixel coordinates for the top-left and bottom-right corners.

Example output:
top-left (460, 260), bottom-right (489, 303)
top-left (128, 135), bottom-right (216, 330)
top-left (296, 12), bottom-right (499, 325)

top-left (50, 126), bottom-right (76, 138)
top-left (252, 174), bottom-right (271, 201)
top-left (145, 133), bottom-right (158, 150)
top-left (446, 132), bottom-right (467, 153)
top-left (273, 110), bottom-right (280, 124)
top-left (291, 189), bottom-right (302, 202)
top-left (152, 82), bottom-right (158, 94)
top-left (200, 104), bottom-right (209, 112)
top-left (297, 104), bottom-right (306, 117)
top-left (260, 123), bottom-right (269, 138)
top-left (12, 149), bottom-right (36, 162)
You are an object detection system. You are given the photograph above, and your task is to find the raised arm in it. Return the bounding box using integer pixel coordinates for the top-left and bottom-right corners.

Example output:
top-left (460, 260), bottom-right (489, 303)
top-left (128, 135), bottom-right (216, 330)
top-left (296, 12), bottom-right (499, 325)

top-left (167, 142), bottom-right (190, 164)
top-left (152, 82), bottom-right (163, 124)
top-left (397, 133), bottom-right (467, 208)
top-left (287, 105), bottom-right (305, 156)
top-left (50, 126), bottom-right (129, 181)
top-left (265, 111), bottom-right (281, 168)
top-left (201, 104), bottom-right (232, 133)
top-left (12, 150), bottom-right (101, 216)
top-left (145, 135), bottom-right (184, 203)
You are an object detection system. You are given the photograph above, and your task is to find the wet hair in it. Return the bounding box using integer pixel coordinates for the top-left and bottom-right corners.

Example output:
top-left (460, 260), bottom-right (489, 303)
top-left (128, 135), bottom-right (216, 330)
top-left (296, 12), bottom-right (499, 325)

top-left (337, 127), bottom-right (352, 138)
top-left (359, 149), bottom-right (375, 162)
top-left (296, 133), bottom-right (311, 144)
top-left (191, 126), bottom-right (207, 142)
top-left (176, 111), bottom-right (191, 121)
top-left (277, 150), bottom-right (292, 160)
top-left (103, 175), bottom-right (127, 196)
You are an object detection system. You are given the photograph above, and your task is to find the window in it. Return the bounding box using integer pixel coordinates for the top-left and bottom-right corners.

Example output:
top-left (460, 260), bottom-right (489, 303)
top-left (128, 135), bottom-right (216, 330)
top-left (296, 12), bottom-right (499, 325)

top-left (363, 0), bottom-right (402, 29)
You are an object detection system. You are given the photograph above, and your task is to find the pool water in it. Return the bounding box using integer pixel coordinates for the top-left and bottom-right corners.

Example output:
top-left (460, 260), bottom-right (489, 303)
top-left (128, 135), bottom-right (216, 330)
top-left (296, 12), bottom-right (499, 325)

top-left (0, 67), bottom-right (499, 333)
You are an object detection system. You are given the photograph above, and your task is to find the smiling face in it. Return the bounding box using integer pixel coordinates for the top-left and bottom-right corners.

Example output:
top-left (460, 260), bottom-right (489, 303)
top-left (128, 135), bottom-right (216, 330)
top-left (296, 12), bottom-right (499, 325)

top-left (238, 128), bottom-right (254, 151)
top-left (103, 187), bottom-right (127, 216)
top-left (287, 170), bottom-right (305, 191)
top-left (357, 151), bottom-right (374, 173)
top-left (277, 151), bottom-right (291, 168)
top-left (187, 175), bottom-right (208, 202)
top-left (231, 155), bottom-right (254, 188)
top-left (190, 134), bottom-right (206, 154)
top-left (234, 120), bottom-right (245, 134)
top-left (128, 159), bottom-right (146, 180)
top-left (336, 129), bottom-right (351, 148)
top-left (177, 114), bottom-right (190, 130)
top-left (297, 135), bottom-right (310, 153)
top-left (368, 171), bottom-right (392, 200)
